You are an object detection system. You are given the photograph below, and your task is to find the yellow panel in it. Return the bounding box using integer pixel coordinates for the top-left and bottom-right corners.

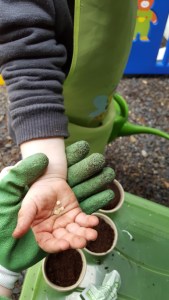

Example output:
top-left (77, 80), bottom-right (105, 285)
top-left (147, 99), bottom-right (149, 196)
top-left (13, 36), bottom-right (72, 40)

top-left (0, 74), bottom-right (5, 86)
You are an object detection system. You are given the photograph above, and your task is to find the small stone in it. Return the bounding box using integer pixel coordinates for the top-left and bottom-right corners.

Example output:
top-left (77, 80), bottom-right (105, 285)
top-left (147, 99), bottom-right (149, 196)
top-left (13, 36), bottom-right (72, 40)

top-left (5, 144), bottom-right (11, 149)
top-left (141, 150), bottom-right (148, 157)
top-left (6, 135), bottom-right (12, 140)
top-left (163, 180), bottom-right (169, 189)
top-left (130, 136), bottom-right (137, 143)
top-left (0, 115), bottom-right (4, 122)
top-left (13, 287), bottom-right (20, 294)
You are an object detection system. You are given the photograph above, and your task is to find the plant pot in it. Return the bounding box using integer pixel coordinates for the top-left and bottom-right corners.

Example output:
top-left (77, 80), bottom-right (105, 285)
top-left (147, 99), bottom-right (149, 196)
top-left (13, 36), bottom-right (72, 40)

top-left (99, 179), bottom-right (124, 213)
top-left (42, 249), bottom-right (86, 292)
top-left (84, 212), bottom-right (118, 256)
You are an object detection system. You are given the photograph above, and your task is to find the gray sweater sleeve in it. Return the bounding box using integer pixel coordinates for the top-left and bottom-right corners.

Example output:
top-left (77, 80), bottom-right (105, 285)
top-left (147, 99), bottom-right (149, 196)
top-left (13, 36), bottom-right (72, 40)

top-left (0, 0), bottom-right (71, 145)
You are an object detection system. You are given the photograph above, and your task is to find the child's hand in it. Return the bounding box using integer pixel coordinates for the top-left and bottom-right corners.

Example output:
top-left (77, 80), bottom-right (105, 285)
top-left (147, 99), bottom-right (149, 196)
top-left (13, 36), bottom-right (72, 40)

top-left (0, 140), bottom-right (115, 292)
top-left (13, 138), bottom-right (115, 253)
top-left (13, 176), bottom-right (98, 253)
top-left (14, 138), bottom-right (100, 253)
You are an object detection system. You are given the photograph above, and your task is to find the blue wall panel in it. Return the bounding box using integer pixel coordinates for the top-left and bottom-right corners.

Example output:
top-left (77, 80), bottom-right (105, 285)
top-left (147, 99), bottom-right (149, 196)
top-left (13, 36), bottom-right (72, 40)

top-left (125, 0), bottom-right (169, 74)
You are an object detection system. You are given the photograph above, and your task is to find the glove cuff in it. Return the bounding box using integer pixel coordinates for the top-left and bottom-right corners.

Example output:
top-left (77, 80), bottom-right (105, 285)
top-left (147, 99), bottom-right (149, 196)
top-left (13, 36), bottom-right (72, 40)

top-left (0, 265), bottom-right (20, 289)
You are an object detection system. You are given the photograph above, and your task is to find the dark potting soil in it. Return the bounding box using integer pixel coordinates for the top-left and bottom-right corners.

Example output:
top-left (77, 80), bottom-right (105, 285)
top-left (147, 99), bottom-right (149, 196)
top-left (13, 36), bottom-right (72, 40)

top-left (86, 217), bottom-right (114, 253)
top-left (102, 181), bottom-right (121, 210)
top-left (45, 249), bottom-right (83, 287)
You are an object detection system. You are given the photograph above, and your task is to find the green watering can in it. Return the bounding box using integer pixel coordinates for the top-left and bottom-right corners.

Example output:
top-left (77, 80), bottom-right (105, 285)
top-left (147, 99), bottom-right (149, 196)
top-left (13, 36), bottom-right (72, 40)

top-left (109, 93), bottom-right (169, 141)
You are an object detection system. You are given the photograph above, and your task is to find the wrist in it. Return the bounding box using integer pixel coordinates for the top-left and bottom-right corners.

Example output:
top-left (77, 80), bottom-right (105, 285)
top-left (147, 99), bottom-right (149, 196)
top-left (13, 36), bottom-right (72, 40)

top-left (0, 286), bottom-right (12, 299)
top-left (20, 137), bottom-right (67, 179)
top-left (0, 265), bottom-right (19, 291)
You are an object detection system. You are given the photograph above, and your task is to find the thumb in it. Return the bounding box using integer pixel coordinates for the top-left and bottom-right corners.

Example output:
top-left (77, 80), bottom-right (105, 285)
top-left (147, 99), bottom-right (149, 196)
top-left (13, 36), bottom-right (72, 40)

top-left (1, 153), bottom-right (48, 191)
top-left (12, 195), bottom-right (37, 238)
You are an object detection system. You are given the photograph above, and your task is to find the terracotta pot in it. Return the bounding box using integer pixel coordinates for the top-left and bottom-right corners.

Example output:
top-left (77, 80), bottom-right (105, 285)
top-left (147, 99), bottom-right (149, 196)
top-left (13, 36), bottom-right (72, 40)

top-left (100, 179), bottom-right (124, 213)
top-left (42, 249), bottom-right (86, 292)
top-left (84, 212), bottom-right (118, 256)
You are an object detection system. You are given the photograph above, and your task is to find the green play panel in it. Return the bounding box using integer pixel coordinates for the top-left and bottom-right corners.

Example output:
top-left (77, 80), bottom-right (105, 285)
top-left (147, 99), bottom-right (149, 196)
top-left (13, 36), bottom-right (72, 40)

top-left (20, 192), bottom-right (169, 300)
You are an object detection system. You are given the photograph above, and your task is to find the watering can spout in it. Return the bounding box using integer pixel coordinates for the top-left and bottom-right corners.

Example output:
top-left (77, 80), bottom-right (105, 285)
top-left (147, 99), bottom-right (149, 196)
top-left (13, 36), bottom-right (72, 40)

top-left (119, 122), bottom-right (169, 140)
top-left (108, 93), bottom-right (169, 142)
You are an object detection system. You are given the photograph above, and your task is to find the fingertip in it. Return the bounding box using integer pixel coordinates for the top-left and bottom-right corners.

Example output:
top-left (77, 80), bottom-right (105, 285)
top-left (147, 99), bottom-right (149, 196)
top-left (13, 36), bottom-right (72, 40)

top-left (71, 236), bottom-right (87, 249)
top-left (12, 224), bottom-right (28, 238)
top-left (88, 229), bottom-right (98, 241)
top-left (88, 215), bottom-right (99, 227)
top-left (40, 239), bottom-right (70, 253)
top-left (14, 203), bottom-right (36, 238)
top-left (12, 230), bottom-right (23, 239)
top-left (12, 230), bottom-right (20, 239)
top-left (59, 240), bottom-right (70, 252)
top-left (75, 212), bottom-right (99, 227)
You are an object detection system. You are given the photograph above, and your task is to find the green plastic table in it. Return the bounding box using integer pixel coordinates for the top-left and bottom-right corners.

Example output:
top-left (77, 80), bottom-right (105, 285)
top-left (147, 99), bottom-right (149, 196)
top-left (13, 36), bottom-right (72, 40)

top-left (20, 192), bottom-right (169, 300)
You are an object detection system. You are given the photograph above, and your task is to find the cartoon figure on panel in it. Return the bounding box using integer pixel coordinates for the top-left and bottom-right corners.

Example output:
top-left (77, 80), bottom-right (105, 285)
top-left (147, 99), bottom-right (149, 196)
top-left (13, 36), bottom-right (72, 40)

top-left (134, 0), bottom-right (157, 41)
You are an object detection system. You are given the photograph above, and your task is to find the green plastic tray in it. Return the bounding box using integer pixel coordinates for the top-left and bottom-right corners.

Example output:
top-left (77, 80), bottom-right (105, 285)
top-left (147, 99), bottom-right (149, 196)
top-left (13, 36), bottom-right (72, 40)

top-left (20, 192), bottom-right (169, 300)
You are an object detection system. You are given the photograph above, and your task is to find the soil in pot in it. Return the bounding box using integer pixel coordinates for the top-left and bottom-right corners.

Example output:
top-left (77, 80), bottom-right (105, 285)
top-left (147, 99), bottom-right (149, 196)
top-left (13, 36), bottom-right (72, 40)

top-left (102, 181), bottom-right (121, 210)
top-left (86, 217), bottom-right (114, 253)
top-left (45, 249), bottom-right (83, 287)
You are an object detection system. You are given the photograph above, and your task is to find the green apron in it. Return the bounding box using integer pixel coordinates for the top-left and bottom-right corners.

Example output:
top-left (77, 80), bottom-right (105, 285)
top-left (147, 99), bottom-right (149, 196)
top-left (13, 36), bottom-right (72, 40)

top-left (64, 0), bottom-right (137, 153)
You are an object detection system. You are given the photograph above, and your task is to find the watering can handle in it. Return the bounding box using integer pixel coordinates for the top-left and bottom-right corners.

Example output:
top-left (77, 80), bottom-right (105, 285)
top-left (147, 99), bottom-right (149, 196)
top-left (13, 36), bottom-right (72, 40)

top-left (108, 94), bottom-right (169, 142)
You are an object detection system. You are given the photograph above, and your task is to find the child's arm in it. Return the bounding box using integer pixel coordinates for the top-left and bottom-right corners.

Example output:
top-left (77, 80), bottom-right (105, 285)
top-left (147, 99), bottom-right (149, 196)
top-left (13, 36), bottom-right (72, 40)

top-left (0, 0), bottom-right (75, 248)
top-left (0, 1), bottom-right (99, 253)
top-left (0, 0), bottom-right (72, 145)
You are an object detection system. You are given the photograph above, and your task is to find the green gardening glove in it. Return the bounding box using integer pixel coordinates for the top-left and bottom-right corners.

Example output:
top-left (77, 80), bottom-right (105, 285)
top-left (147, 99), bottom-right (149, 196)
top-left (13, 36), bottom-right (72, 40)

top-left (0, 141), bottom-right (115, 291)
top-left (0, 153), bottom-right (49, 290)
top-left (66, 141), bottom-right (115, 214)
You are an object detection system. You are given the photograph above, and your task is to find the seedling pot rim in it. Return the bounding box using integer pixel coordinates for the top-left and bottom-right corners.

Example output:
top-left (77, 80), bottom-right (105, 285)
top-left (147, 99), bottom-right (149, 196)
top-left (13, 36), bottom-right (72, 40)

top-left (99, 179), bottom-right (124, 213)
top-left (42, 249), bottom-right (87, 292)
top-left (84, 212), bottom-right (118, 256)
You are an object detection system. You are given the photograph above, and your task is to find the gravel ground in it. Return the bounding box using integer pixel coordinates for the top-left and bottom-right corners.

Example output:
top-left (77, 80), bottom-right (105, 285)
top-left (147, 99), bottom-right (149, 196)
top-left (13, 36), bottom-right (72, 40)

top-left (106, 76), bottom-right (169, 207)
top-left (0, 76), bottom-right (169, 299)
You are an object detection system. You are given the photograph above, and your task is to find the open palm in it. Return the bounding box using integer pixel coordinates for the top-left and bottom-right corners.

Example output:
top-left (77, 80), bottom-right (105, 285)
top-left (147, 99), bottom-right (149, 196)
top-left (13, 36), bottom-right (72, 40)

top-left (13, 177), bottom-right (98, 253)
